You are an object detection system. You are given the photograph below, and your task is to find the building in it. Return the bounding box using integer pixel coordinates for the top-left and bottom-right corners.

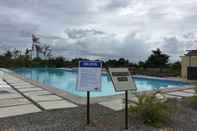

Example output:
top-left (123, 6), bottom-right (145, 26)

top-left (181, 50), bottom-right (197, 80)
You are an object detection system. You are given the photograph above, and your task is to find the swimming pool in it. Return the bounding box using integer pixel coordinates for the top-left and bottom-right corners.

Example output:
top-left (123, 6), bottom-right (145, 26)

top-left (14, 68), bottom-right (192, 97)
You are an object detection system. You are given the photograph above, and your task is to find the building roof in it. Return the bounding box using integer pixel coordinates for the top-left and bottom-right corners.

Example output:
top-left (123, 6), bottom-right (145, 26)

top-left (185, 50), bottom-right (197, 56)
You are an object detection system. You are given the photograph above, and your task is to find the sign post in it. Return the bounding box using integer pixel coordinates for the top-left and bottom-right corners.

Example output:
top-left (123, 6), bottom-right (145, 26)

top-left (108, 68), bottom-right (137, 130)
top-left (125, 90), bottom-right (128, 129)
top-left (87, 91), bottom-right (90, 125)
top-left (77, 61), bottom-right (102, 126)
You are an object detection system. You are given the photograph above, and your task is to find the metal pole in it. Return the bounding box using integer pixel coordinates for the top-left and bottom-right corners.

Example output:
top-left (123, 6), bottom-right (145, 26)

top-left (125, 90), bottom-right (128, 130)
top-left (87, 91), bottom-right (90, 125)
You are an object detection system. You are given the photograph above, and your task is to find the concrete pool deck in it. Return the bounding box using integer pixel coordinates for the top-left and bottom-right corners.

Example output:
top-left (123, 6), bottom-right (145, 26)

top-left (0, 71), bottom-right (78, 118)
top-left (0, 68), bottom-right (196, 118)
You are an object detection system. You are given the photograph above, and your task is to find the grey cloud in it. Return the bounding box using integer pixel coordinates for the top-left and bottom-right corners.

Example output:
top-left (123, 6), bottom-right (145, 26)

top-left (49, 29), bottom-right (150, 62)
top-left (162, 37), bottom-right (184, 54)
top-left (162, 34), bottom-right (197, 61)
top-left (117, 34), bottom-right (150, 62)
top-left (183, 33), bottom-right (196, 39)
top-left (0, 8), bottom-right (38, 50)
top-left (0, 0), bottom-right (197, 62)
top-left (104, 0), bottom-right (130, 10)
top-left (0, 0), bottom-right (97, 27)
top-left (65, 29), bottom-right (106, 39)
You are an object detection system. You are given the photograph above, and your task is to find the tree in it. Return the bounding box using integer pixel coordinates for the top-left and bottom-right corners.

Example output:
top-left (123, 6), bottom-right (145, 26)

top-left (118, 58), bottom-right (129, 67)
top-left (25, 48), bottom-right (31, 60)
top-left (4, 50), bottom-right (12, 59)
top-left (138, 61), bottom-right (145, 68)
top-left (145, 48), bottom-right (169, 68)
top-left (55, 57), bottom-right (65, 67)
top-left (13, 49), bottom-right (21, 59)
top-left (170, 61), bottom-right (181, 70)
top-left (105, 58), bottom-right (130, 67)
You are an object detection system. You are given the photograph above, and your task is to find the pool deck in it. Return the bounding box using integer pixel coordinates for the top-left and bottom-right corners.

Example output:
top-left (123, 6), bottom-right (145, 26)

top-left (0, 68), bottom-right (196, 119)
top-left (0, 69), bottom-right (79, 118)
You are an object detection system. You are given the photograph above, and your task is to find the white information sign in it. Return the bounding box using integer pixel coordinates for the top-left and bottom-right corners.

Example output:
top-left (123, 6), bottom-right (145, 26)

top-left (77, 61), bottom-right (102, 92)
top-left (108, 68), bottom-right (137, 91)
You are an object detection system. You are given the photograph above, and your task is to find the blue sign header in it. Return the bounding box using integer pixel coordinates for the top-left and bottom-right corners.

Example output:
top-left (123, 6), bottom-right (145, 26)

top-left (79, 61), bottom-right (102, 68)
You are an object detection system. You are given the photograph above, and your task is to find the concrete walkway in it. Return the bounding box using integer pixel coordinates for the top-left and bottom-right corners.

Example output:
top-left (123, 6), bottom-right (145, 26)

top-left (99, 97), bottom-right (137, 111)
top-left (99, 99), bottom-right (124, 111)
top-left (165, 89), bottom-right (196, 98)
top-left (0, 79), bottom-right (41, 118)
top-left (98, 88), bottom-right (197, 111)
top-left (0, 74), bottom-right (78, 118)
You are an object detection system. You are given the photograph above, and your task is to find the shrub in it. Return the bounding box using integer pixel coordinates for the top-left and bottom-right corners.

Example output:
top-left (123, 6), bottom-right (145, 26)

top-left (189, 95), bottom-right (197, 109)
top-left (129, 94), bottom-right (171, 127)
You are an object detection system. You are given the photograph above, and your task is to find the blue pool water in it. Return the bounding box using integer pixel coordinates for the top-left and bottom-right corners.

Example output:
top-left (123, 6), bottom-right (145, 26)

top-left (14, 68), bottom-right (192, 97)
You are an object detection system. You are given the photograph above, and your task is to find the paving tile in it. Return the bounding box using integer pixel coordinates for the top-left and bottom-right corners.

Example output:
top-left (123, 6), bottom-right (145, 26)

top-left (128, 97), bottom-right (138, 103)
top-left (0, 87), bottom-right (9, 89)
top-left (0, 98), bottom-right (31, 107)
top-left (167, 91), bottom-right (196, 97)
top-left (18, 88), bottom-right (43, 92)
top-left (7, 81), bottom-right (29, 83)
top-left (0, 82), bottom-right (7, 84)
top-left (0, 82), bottom-right (6, 84)
top-left (0, 104), bottom-right (41, 118)
top-left (7, 80), bottom-right (26, 83)
top-left (0, 85), bottom-right (11, 88)
top-left (29, 95), bottom-right (62, 102)
top-left (6, 81), bottom-right (27, 84)
top-left (99, 99), bottom-right (136, 111)
top-left (0, 89), bottom-right (17, 94)
top-left (182, 89), bottom-right (196, 93)
top-left (0, 83), bottom-right (9, 85)
top-left (164, 94), bottom-right (182, 99)
top-left (13, 85), bottom-right (36, 89)
top-left (38, 100), bottom-right (77, 110)
top-left (11, 83), bottom-right (33, 86)
top-left (24, 90), bottom-right (52, 96)
top-left (11, 83), bottom-right (32, 85)
top-left (99, 99), bottom-right (124, 111)
top-left (0, 93), bottom-right (23, 99)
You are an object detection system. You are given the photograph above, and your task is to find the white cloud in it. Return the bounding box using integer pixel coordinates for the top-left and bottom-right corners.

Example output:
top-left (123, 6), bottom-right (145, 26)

top-left (162, 33), bottom-right (197, 61)
top-left (0, 0), bottom-right (197, 62)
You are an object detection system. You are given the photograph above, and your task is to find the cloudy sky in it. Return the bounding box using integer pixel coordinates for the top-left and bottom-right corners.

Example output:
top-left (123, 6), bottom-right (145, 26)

top-left (0, 0), bottom-right (197, 62)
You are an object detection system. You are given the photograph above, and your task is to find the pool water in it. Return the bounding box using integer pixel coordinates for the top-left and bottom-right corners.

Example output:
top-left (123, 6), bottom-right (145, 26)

top-left (14, 68), bottom-right (192, 97)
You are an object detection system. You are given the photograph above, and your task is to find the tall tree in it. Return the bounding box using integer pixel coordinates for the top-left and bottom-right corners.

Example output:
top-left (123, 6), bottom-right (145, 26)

top-left (13, 49), bottom-right (21, 59)
top-left (25, 48), bottom-right (32, 59)
top-left (4, 50), bottom-right (12, 59)
top-left (117, 58), bottom-right (129, 67)
top-left (145, 48), bottom-right (169, 68)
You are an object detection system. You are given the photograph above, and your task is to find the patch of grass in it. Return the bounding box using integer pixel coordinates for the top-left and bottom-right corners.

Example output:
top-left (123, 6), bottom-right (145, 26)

top-left (129, 94), bottom-right (172, 128)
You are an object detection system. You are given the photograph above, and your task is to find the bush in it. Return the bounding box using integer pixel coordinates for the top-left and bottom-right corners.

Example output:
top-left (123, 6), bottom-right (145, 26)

top-left (129, 94), bottom-right (171, 127)
top-left (189, 96), bottom-right (197, 109)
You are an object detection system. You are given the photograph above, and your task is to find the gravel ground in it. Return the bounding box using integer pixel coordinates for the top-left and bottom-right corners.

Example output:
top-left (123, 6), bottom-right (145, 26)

top-left (0, 99), bottom-right (197, 131)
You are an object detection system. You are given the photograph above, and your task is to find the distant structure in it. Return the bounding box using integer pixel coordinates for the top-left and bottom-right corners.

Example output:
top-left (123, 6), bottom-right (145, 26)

top-left (181, 50), bottom-right (197, 80)
top-left (32, 34), bottom-right (52, 59)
